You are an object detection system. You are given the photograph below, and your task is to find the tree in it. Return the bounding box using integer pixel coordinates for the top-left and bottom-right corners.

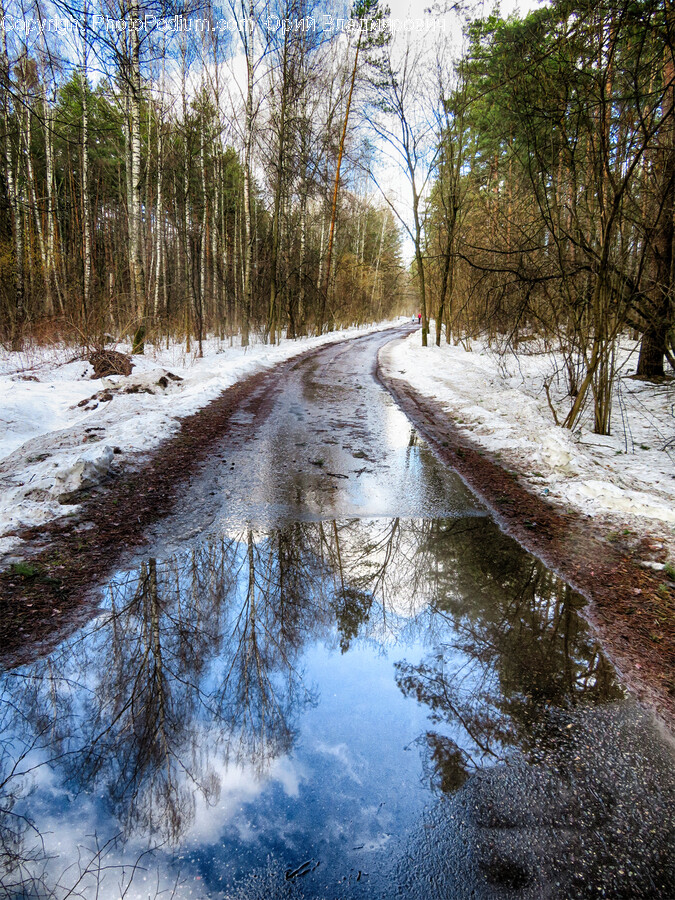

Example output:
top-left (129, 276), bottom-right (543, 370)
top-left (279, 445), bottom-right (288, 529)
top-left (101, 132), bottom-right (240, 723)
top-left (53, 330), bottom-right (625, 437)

top-left (636, 6), bottom-right (675, 377)
top-left (369, 34), bottom-right (437, 346)
top-left (0, 0), bottom-right (404, 348)
top-left (0, 4), bottom-right (24, 349)
top-left (428, 55), bottom-right (471, 346)
top-left (320, 0), bottom-right (390, 332)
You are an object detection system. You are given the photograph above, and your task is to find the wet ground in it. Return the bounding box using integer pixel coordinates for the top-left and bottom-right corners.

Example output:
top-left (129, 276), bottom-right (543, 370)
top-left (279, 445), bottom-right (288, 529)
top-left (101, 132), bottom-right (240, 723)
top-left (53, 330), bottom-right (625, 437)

top-left (1, 328), bottom-right (674, 899)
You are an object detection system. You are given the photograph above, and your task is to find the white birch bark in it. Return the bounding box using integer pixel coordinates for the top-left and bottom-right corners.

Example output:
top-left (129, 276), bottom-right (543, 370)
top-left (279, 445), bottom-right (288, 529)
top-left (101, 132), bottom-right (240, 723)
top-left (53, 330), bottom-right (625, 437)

top-left (242, 18), bottom-right (254, 347)
top-left (153, 118), bottom-right (164, 319)
top-left (129, 0), bottom-right (145, 320)
top-left (81, 6), bottom-right (92, 320)
top-left (1, 16), bottom-right (24, 347)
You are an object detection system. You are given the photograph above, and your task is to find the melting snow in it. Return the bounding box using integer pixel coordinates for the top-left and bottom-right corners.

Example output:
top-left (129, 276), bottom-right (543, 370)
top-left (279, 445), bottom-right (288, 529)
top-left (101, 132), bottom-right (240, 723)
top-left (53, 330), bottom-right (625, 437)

top-left (1, 323), bottom-right (673, 566)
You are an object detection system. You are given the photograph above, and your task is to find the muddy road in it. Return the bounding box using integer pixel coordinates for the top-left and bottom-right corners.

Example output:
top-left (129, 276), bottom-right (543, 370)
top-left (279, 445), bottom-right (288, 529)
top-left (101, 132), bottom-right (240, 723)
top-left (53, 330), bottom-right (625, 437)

top-left (0, 326), bottom-right (673, 899)
top-left (142, 326), bottom-right (482, 549)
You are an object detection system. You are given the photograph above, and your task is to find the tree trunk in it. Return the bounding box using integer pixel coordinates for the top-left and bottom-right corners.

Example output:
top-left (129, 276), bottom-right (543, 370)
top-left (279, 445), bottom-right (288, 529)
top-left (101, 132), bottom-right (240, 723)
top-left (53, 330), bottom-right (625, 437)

top-left (296, 189), bottom-right (307, 336)
top-left (197, 111), bottom-right (207, 358)
top-left (412, 183), bottom-right (428, 346)
top-left (1, 20), bottom-right (24, 349)
top-left (42, 88), bottom-right (63, 316)
top-left (320, 30), bottom-right (362, 332)
top-left (129, 0), bottom-right (145, 329)
top-left (637, 42), bottom-right (675, 377)
top-left (268, 29), bottom-right (290, 346)
top-left (153, 119), bottom-right (164, 321)
top-left (241, 0), bottom-right (255, 347)
top-left (24, 100), bottom-right (52, 317)
top-left (81, 65), bottom-right (92, 322)
top-left (371, 212), bottom-right (386, 317)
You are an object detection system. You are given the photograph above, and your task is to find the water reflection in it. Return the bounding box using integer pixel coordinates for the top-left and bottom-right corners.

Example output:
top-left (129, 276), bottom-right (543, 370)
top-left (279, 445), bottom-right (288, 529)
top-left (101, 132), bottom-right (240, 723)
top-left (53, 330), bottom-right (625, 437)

top-left (0, 517), bottom-right (623, 897)
top-left (394, 520), bottom-right (623, 792)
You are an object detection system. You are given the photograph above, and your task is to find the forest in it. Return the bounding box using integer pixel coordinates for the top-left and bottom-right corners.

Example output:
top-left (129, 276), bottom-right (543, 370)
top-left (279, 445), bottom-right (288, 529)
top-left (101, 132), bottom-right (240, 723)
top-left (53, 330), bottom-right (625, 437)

top-left (425, 0), bottom-right (675, 436)
top-left (0, 0), bottom-right (674, 436)
top-left (0, 0), bottom-right (406, 354)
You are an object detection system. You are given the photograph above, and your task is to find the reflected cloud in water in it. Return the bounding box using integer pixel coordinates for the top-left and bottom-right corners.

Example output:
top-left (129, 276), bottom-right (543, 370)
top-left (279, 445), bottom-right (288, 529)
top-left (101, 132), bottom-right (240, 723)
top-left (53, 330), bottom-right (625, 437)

top-left (0, 517), bottom-right (625, 897)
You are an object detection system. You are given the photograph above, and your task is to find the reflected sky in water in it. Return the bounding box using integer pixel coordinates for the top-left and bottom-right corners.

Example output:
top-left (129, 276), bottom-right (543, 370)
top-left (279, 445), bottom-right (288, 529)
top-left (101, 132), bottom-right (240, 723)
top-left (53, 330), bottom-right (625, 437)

top-left (0, 516), bottom-right (625, 899)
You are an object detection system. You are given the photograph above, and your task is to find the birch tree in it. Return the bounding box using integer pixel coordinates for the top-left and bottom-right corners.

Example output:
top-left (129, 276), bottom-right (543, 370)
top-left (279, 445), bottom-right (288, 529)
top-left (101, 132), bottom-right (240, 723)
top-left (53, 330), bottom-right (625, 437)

top-left (1, 9), bottom-right (24, 348)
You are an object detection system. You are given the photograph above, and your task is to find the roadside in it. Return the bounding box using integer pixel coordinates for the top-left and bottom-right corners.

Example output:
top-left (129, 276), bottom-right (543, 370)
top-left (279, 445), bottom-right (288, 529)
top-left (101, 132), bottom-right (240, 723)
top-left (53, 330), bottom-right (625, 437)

top-left (381, 331), bottom-right (675, 559)
top-left (378, 331), bottom-right (675, 729)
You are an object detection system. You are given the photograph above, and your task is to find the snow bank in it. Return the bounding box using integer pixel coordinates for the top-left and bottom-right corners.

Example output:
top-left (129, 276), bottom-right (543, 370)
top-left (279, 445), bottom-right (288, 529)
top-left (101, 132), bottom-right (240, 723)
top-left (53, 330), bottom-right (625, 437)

top-left (380, 331), bottom-right (675, 558)
top-left (0, 322), bottom-right (401, 557)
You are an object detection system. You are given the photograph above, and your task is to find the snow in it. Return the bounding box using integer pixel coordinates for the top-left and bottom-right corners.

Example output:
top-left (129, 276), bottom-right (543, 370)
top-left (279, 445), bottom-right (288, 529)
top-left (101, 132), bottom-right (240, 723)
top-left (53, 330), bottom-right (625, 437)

top-left (2, 321), bottom-right (674, 567)
top-left (379, 331), bottom-right (675, 560)
top-left (0, 322), bottom-right (400, 560)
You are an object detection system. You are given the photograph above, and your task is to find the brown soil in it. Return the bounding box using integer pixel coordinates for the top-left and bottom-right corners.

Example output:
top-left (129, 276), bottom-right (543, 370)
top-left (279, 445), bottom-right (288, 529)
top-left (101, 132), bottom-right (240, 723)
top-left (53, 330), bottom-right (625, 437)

top-left (1, 336), bottom-right (673, 734)
top-left (377, 367), bottom-right (675, 731)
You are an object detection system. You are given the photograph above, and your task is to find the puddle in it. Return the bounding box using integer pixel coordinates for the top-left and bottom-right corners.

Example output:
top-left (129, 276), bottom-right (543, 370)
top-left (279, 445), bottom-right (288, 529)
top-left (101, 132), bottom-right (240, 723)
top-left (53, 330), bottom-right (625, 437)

top-left (3, 516), bottom-right (670, 899)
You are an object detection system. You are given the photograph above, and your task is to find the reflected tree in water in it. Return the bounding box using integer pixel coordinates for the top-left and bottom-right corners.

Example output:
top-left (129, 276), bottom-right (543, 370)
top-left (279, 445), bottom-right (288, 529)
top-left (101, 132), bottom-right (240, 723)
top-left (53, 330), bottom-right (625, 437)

top-left (321, 520), bottom-right (376, 653)
top-left (213, 526), bottom-right (323, 769)
top-left (394, 519), bottom-right (623, 791)
top-left (0, 518), bottom-right (421, 884)
top-left (0, 721), bottom-right (46, 896)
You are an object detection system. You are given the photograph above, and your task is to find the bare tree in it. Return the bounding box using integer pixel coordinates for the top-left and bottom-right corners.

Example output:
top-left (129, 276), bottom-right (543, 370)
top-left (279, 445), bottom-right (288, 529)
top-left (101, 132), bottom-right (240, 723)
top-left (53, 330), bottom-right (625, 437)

top-left (369, 34), bottom-right (438, 346)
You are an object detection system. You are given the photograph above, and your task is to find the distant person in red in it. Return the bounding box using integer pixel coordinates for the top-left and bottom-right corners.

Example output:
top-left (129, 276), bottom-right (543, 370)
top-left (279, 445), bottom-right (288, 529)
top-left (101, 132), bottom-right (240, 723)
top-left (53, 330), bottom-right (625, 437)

top-left (417, 313), bottom-right (421, 324)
